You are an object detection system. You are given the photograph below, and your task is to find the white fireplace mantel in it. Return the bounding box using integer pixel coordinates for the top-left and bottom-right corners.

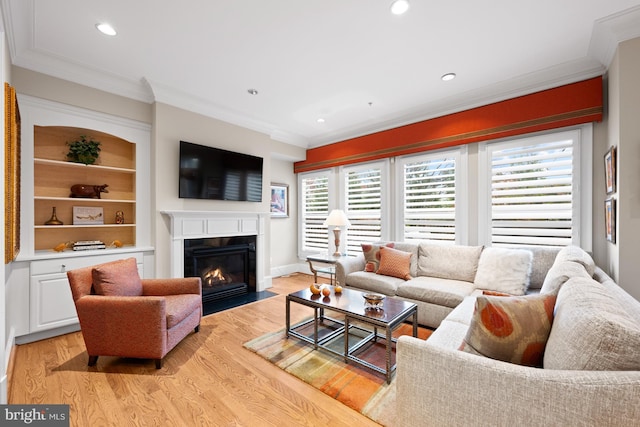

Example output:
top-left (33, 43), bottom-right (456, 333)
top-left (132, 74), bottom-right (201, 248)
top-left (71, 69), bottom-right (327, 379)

top-left (161, 210), bottom-right (268, 291)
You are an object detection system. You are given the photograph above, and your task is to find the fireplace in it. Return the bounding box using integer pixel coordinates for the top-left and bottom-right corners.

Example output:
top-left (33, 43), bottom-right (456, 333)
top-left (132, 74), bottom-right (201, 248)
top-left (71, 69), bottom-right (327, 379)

top-left (184, 236), bottom-right (256, 303)
top-left (160, 210), bottom-right (268, 293)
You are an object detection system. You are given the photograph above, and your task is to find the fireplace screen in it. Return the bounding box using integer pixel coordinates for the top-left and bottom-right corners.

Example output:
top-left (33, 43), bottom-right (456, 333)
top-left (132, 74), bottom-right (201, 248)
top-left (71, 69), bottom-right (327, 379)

top-left (184, 237), bottom-right (256, 303)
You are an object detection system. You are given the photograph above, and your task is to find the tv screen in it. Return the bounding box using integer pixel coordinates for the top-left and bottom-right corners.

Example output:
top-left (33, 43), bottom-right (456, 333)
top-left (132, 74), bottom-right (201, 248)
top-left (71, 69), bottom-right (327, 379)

top-left (179, 141), bottom-right (263, 201)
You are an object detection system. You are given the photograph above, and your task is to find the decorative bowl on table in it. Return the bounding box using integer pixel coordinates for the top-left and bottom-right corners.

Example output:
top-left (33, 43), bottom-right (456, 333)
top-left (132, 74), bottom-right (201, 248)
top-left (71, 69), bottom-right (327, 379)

top-left (363, 293), bottom-right (385, 310)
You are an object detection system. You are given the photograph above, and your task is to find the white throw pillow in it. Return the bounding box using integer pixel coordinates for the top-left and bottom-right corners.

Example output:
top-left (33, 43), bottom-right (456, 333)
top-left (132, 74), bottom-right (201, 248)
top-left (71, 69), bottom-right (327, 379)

top-left (473, 247), bottom-right (533, 295)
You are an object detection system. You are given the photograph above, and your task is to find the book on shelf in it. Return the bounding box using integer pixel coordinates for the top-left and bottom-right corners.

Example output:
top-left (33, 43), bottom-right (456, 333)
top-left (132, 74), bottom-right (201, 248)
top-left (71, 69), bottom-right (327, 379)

top-left (74, 240), bottom-right (104, 246)
top-left (73, 240), bottom-right (106, 251)
top-left (73, 244), bottom-right (106, 251)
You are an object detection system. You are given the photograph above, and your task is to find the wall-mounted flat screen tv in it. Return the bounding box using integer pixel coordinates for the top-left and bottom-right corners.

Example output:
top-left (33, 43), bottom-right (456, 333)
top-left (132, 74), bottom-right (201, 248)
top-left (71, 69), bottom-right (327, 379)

top-left (179, 140), bottom-right (263, 202)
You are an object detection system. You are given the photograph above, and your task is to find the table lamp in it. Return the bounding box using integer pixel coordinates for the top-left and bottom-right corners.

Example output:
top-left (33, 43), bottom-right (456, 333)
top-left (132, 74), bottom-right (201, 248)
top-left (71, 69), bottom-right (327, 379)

top-left (324, 209), bottom-right (351, 256)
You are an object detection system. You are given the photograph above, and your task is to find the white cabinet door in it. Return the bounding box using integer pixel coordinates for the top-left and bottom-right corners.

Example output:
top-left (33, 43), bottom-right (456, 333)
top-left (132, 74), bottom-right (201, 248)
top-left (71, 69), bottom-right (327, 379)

top-left (30, 272), bottom-right (78, 332)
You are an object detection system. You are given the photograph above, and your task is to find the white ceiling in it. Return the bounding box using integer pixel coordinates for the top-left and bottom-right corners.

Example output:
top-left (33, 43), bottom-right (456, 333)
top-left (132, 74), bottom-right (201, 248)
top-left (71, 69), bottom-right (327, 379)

top-left (3, 0), bottom-right (640, 149)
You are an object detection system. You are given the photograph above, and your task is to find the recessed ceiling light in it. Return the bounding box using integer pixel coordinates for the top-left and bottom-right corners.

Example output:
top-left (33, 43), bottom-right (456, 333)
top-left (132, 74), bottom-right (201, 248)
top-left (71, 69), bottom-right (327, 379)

top-left (247, 89), bottom-right (258, 95)
top-left (96, 23), bottom-right (117, 36)
top-left (441, 73), bottom-right (456, 81)
top-left (317, 118), bottom-right (325, 124)
top-left (390, 0), bottom-right (410, 15)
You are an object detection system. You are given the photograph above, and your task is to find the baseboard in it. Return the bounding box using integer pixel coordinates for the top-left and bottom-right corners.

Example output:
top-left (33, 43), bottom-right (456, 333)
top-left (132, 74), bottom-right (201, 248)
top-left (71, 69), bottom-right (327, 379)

top-left (2, 327), bottom-right (16, 404)
top-left (270, 263), bottom-right (301, 278)
top-left (271, 262), bottom-right (333, 281)
top-left (15, 324), bottom-right (81, 345)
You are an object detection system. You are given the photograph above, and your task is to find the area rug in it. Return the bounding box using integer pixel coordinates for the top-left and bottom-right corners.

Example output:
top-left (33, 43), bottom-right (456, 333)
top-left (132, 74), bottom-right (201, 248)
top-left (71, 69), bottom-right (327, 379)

top-left (243, 320), bottom-right (431, 426)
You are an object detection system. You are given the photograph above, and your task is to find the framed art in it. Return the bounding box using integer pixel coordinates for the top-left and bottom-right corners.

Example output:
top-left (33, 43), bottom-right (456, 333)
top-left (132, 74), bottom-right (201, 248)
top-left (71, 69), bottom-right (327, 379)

top-left (604, 146), bottom-right (616, 195)
top-left (73, 206), bottom-right (104, 225)
top-left (270, 183), bottom-right (289, 218)
top-left (5, 83), bottom-right (21, 263)
top-left (605, 197), bottom-right (616, 243)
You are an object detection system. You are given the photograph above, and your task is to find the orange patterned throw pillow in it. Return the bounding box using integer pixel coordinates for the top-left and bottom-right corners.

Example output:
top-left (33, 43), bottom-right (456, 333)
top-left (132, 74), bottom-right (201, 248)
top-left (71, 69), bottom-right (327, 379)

top-left (361, 242), bottom-right (395, 272)
top-left (459, 293), bottom-right (556, 367)
top-left (376, 246), bottom-right (412, 280)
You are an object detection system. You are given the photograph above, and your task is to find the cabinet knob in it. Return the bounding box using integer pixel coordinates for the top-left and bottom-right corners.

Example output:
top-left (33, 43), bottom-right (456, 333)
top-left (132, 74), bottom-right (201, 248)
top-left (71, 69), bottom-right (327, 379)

top-left (61, 264), bottom-right (66, 272)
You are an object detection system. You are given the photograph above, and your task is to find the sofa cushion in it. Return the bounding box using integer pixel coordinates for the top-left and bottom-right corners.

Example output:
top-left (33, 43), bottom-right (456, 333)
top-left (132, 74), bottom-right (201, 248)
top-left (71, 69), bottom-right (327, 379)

top-left (396, 276), bottom-right (476, 309)
top-left (361, 243), bottom-right (395, 273)
top-left (346, 271), bottom-right (404, 295)
top-left (554, 245), bottom-right (595, 276)
top-left (91, 257), bottom-right (143, 297)
top-left (440, 295), bottom-right (478, 325)
top-left (427, 319), bottom-right (470, 349)
top-left (376, 246), bottom-right (412, 280)
top-left (544, 277), bottom-right (640, 371)
top-left (527, 247), bottom-right (560, 290)
top-left (540, 260), bottom-right (592, 295)
top-left (417, 243), bottom-right (483, 282)
top-left (473, 247), bottom-right (533, 295)
top-left (460, 293), bottom-right (556, 367)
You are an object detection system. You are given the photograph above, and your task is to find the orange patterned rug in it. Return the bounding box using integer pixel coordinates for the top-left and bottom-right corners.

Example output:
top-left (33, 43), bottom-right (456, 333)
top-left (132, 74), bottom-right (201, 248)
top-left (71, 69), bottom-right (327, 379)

top-left (243, 320), bottom-right (431, 426)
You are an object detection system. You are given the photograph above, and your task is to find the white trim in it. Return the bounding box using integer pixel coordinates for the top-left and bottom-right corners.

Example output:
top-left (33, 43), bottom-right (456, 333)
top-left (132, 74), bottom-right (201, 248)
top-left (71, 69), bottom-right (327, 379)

top-left (478, 125), bottom-right (591, 248)
top-left (160, 210), bottom-right (269, 291)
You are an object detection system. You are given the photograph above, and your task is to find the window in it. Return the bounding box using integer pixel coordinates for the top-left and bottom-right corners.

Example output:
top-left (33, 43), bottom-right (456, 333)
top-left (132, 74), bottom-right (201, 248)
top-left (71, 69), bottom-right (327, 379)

top-left (400, 151), bottom-right (460, 243)
top-left (299, 172), bottom-right (330, 255)
top-left (479, 129), bottom-right (588, 248)
top-left (344, 163), bottom-right (385, 255)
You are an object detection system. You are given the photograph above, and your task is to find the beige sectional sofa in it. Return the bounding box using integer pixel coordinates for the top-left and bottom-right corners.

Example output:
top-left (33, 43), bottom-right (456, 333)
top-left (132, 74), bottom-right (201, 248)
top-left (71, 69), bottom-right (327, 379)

top-left (394, 245), bottom-right (640, 426)
top-left (337, 243), bottom-right (640, 425)
top-left (335, 242), bottom-right (558, 328)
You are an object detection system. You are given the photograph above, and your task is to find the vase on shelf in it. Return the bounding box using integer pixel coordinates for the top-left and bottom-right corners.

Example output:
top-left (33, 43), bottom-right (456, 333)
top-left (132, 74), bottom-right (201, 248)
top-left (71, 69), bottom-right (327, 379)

top-left (44, 207), bottom-right (64, 225)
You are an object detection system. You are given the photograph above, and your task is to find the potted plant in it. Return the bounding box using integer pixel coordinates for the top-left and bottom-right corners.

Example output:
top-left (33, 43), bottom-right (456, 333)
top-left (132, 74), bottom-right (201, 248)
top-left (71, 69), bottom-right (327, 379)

top-left (66, 135), bottom-right (101, 165)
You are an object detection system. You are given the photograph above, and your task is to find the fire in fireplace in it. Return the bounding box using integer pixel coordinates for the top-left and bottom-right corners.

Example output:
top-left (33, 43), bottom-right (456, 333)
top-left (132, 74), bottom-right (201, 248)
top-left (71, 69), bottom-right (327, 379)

top-left (184, 236), bottom-right (257, 303)
top-left (203, 267), bottom-right (232, 286)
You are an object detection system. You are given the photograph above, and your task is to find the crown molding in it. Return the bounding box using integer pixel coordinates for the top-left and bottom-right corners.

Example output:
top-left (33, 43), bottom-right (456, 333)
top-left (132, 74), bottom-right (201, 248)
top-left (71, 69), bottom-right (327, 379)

top-left (306, 57), bottom-right (606, 148)
top-left (144, 78), bottom-right (308, 146)
top-left (589, 5), bottom-right (640, 68)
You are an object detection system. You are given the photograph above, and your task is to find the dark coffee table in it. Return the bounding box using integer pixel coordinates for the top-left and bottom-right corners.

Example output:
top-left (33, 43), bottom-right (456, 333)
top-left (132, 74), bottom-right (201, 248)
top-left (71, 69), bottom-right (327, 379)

top-left (286, 286), bottom-right (417, 383)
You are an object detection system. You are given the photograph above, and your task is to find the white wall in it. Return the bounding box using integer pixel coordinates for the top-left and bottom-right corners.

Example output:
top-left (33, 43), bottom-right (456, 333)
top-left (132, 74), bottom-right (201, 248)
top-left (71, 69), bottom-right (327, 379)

top-left (151, 102), bottom-right (305, 280)
top-left (611, 37), bottom-right (640, 300)
top-left (269, 157), bottom-right (300, 276)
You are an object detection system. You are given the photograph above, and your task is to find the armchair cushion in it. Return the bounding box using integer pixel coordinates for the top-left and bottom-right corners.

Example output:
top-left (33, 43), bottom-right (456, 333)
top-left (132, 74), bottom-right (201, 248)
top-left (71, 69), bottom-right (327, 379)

top-left (92, 257), bottom-right (143, 296)
top-left (165, 294), bottom-right (202, 328)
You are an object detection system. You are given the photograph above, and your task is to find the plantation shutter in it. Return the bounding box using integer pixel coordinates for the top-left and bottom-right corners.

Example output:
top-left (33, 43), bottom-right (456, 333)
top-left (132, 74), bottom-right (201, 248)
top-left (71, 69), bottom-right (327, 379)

top-left (301, 174), bottom-right (330, 252)
top-left (345, 167), bottom-right (382, 255)
top-left (490, 138), bottom-right (574, 248)
top-left (402, 156), bottom-right (456, 243)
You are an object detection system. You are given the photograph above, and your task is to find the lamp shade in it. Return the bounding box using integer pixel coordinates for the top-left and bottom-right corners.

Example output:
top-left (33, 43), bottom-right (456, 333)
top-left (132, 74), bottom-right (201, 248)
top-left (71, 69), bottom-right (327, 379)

top-left (323, 209), bottom-right (351, 227)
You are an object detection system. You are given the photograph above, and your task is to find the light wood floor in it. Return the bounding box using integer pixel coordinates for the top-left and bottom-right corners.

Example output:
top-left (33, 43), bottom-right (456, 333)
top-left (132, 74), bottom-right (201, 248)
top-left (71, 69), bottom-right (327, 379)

top-left (8, 273), bottom-right (381, 426)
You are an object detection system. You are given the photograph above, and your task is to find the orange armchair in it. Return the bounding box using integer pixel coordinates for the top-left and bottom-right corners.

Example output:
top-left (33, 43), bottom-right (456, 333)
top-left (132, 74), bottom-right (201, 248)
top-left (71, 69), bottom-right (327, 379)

top-left (67, 257), bottom-right (202, 369)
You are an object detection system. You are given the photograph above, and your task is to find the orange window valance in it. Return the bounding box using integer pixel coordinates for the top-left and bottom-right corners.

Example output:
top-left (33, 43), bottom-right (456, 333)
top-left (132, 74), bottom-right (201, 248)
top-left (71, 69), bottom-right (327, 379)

top-left (294, 77), bottom-right (603, 173)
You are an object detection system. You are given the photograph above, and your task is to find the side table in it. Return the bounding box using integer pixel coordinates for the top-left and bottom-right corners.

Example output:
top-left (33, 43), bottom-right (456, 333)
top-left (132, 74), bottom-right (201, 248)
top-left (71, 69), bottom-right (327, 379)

top-left (306, 253), bottom-right (345, 286)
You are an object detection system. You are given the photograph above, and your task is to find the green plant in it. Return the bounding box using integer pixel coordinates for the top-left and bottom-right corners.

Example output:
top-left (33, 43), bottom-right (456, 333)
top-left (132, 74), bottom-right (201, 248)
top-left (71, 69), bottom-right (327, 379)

top-left (66, 135), bottom-right (101, 165)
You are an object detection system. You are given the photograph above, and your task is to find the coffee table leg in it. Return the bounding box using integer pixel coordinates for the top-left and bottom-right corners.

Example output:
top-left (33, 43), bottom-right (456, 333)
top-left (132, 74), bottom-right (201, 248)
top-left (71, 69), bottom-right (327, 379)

top-left (386, 326), bottom-right (392, 384)
top-left (344, 316), bottom-right (350, 363)
top-left (412, 309), bottom-right (418, 337)
top-left (285, 296), bottom-right (291, 338)
top-left (314, 307), bottom-right (319, 350)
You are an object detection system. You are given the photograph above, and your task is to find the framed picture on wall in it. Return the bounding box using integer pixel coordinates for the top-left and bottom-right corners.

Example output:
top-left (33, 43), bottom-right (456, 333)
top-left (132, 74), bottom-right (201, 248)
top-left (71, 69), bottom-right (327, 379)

top-left (605, 197), bottom-right (616, 243)
top-left (604, 146), bottom-right (616, 194)
top-left (4, 83), bottom-right (21, 263)
top-left (270, 183), bottom-right (289, 218)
